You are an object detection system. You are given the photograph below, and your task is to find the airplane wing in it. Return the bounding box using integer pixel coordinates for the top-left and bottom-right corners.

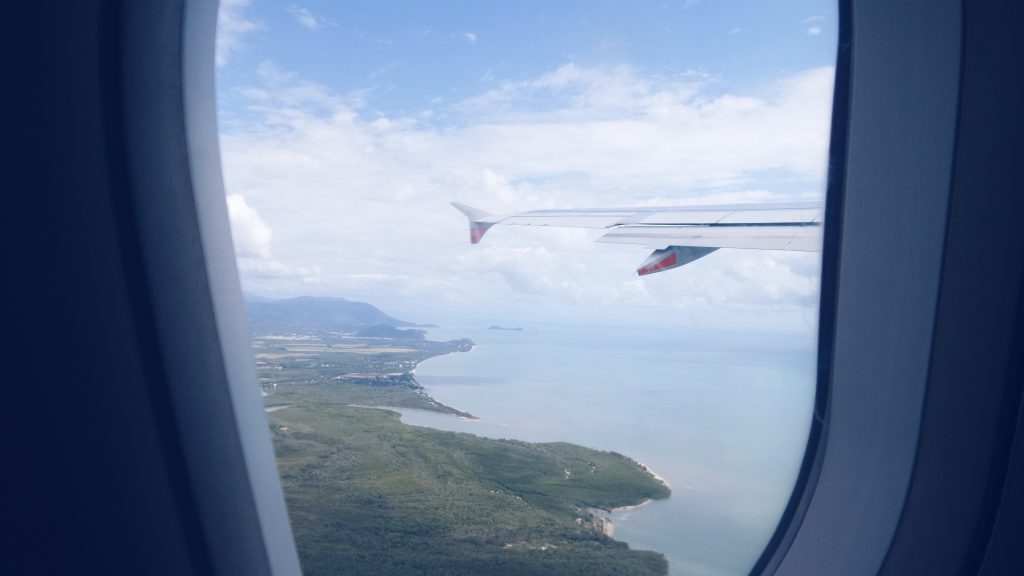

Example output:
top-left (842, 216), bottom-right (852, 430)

top-left (451, 201), bottom-right (823, 276)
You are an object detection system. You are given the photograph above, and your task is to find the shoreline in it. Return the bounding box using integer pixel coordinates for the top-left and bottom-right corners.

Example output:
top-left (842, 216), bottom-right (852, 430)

top-left (406, 342), bottom-right (477, 418)
top-left (638, 462), bottom-right (672, 490)
top-left (413, 341), bottom-right (476, 375)
top-left (597, 463), bottom-right (670, 542)
top-left (407, 339), bottom-right (670, 554)
top-left (610, 498), bottom-right (656, 513)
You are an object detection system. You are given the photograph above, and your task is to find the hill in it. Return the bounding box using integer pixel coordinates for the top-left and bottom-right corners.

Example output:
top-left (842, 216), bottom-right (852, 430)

top-left (354, 323), bottom-right (426, 340)
top-left (270, 405), bottom-right (670, 576)
top-left (245, 296), bottom-right (412, 335)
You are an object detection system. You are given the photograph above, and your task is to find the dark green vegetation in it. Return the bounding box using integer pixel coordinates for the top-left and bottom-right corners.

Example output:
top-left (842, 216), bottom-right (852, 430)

top-left (270, 405), bottom-right (670, 576)
top-left (253, 295), bottom-right (670, 575)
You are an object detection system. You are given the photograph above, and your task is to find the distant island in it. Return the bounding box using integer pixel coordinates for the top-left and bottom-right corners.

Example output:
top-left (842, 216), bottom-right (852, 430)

top-left (489, 325), bottom-right (524, 331)
top-left (251, 294), bottom-right (670, 575)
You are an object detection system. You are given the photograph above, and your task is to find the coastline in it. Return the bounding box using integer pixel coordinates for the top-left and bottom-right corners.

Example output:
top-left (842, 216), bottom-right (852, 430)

top-left (407, 337), bottom-right (671, 555)
top-left (270, 401), bottom-right (672, 575)
top-left (639, 463), bottom-right (672, 490)
top-left (596, 463), bottom-right (670, 542)
top-left (610, 498), bottom-right (656, 513)
top-left (407, 343), bottom-right (478, 418)
top-left (591, 498), bottom-right (656, 544)
top-left (408, 343), bottom-right (475, 376)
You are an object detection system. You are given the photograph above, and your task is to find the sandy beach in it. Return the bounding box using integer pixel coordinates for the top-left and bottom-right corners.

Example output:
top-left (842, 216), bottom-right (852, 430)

top-left (610, 498), bottom-right (656, 513)
top-left (639, 462), bottom-right (672, 490)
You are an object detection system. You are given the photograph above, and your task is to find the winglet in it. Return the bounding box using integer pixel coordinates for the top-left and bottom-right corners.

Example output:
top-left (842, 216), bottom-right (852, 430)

top-left (636, 246), bottom-right (718, 276)
top-left (451, 202), bottom-right (496, 244)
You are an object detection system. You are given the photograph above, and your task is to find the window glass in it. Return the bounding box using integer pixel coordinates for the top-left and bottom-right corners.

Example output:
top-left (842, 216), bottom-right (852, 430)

top-left (217, 2), bottom-right (837, 574)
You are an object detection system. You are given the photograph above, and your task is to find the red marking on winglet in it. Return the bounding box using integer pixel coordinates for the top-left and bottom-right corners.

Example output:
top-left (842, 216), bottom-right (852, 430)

top-left (470, 222), bottom-right (494, 244)
top-left (637, 251), bottom-right (678, 276)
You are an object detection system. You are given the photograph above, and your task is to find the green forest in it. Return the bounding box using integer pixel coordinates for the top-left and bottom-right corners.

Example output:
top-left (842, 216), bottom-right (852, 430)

top-left (269, 404), bottom-right (670, 576)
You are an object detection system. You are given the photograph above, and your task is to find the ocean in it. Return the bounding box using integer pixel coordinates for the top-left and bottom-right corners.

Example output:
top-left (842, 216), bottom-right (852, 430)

top-left (398, 320), bottom-right (817, 576)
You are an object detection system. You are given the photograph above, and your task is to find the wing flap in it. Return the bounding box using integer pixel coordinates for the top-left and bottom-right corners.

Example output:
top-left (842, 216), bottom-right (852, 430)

top-left (500, 210), bottom-right (644, 228)
top-left (716, 207), bottom-right (823, 225)
top-left (489, 202), bottom-right (823, 229)
top-left (597, 224), bottom-right (822, 252)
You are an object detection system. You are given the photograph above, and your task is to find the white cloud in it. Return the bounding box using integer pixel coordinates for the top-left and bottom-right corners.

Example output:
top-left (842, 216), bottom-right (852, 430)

top-left (219, 62), bottom-right (834, 325)
top-left (463, 32), bottom-right (478, 44)
top-left (803, 15), bottom-right (826, 36)
top-left (289, 6), bottom-right (318, 29)
top-left (226, 194), bottom-right (321, 285)
top-left (227, 194), bottom-right (273, 260)
top-left (288, 5), bottom-right (334, 30)
top-left (216, 0), bottom-right (260, 68)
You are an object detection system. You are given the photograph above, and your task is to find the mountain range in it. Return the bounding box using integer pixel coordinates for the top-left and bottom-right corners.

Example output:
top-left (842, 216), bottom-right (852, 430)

top-left (244, 295), bottom-right (412, 335)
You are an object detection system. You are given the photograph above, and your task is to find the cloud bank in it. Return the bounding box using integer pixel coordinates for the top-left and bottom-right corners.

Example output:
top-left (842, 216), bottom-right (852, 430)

top-left (220, 61), bottom-right (834, 328)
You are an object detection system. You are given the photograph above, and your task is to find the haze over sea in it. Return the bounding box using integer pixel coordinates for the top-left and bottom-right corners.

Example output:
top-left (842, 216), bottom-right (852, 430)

top-left (398, 321), bottom-right (816, 576)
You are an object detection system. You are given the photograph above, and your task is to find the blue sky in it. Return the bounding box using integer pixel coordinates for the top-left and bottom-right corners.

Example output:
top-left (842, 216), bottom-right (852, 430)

top-left (220, 1), bottom-right (836, 120)
top-left (216, 0), bottom-right (837, 329)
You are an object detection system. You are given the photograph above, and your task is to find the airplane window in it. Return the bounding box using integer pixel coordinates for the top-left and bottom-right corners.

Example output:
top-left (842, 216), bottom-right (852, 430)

top-left (216, 1), bottom-right (837, 574)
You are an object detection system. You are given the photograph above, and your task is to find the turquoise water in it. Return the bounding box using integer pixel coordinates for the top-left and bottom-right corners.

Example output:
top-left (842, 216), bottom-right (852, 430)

top-left (402, 321), bottom-right (816, 576)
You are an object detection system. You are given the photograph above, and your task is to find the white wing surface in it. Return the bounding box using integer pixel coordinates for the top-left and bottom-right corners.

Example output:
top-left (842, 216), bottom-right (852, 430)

top-left (451, 201), bottom-right (823, 275)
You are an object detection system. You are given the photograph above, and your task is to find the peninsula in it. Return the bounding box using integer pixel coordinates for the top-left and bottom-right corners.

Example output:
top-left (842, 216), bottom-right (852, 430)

top-left (252, 295), bottom-right (671, 575)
